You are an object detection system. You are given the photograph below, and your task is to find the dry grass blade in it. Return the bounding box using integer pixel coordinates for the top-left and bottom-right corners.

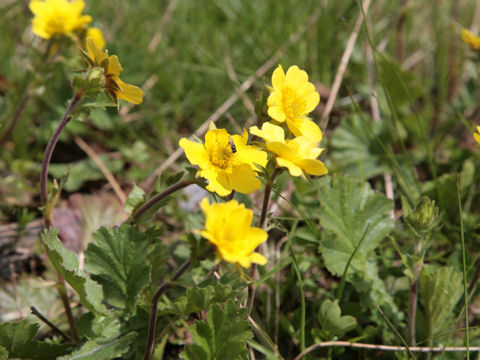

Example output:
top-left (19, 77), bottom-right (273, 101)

top-left (74, 137), bottom-right (126, 204)
top-left (321, 0), bottom-right (372, 128)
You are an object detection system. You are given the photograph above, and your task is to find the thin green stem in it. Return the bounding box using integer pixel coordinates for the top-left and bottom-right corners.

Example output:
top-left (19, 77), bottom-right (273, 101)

top-left (287, 221), bottom-right (305, 351)
top-left (336, 224), bottom-right (370, 302)
top-left (376, 305), bottom-right (416, 360)
top-left (456, 174), bottom-right (470, 359)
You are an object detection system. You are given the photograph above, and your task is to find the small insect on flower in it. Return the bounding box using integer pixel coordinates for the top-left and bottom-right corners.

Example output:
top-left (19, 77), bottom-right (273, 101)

top-left (179, 128), bottom-right (267, 196)
top-left (228, 136), bottom-right (237, 153)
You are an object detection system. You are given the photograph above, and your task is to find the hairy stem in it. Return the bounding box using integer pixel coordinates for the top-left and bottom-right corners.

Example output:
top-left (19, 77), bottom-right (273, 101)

top-left (40, 91), bottom-right (83, 342)
top-left (131, 179), bottom-right (197, 222)
top-left (144, 259), bottom-right (191, 360)
top-left (40, 91), bottom-right (83, 205)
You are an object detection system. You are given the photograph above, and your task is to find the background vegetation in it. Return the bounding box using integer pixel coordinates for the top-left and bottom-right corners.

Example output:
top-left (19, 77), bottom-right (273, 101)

top-left (1, 0), bottom-right (480, 359)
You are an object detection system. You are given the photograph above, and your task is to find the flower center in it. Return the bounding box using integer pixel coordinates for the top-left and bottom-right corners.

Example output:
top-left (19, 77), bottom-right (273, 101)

top-left (282, 87), bottom-right (306, 120)
top-left (47, 15), bottom-right (68, 33)
top-left (209, 144), bottom-right (234, 170)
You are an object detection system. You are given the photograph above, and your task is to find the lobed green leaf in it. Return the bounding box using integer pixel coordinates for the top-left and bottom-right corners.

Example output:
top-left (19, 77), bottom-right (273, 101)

top-left (181, 299), bottom-right (252, 360)
top-left (84, 224), bottom-right (152, 310)
top-left (42, 229), bottom-right (109, 316)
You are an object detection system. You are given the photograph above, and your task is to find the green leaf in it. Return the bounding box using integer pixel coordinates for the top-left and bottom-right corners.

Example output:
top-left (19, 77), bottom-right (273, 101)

top-left (181, 300), bottom-right (252, 360)
top-left (124, 184), bottom-right (145, 214)
top-left (0, 346), bottom-right (8, 359)
top-left (58, 332), bottom-right (137, 360)
top-left (318, 175), bottom-right (402, 321)
top-left (0, 319), bottom-right (38, 355)
top-left (0, 319), bottom-right (71, 359)
top-left (84, 224), bottom-right (152, 309)
top-left (419, 265), bottom-right (463, 337)
top-left (319, 175), bottom-right (393, 273)
top-left (160, 273), bottom-right (244, 316)
top-left (318, 299), bottom-right (357, 339)
top-left (330, 114), bottom-right (391, 179)
top-left (42, 229), bottom-right (109, 316)
top-left (77, 313), bottom-right (120, 340)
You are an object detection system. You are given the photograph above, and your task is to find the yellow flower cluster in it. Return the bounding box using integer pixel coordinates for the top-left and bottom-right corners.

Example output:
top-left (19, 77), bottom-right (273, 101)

top-left (29, 0), bottom-right (143, 105)
top-left (180, 65), bottom-right (327, 268)
top-left (255, 64), bottom-right (327, 178)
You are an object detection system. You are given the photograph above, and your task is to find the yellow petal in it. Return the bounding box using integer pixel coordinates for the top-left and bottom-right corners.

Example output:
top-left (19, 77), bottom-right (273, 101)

top-left (86, 37), bottom-right (107, 65)
top-left (303, 91), bottom-right (320, 113)
top-left (70, 0), bottom-right (85, 15)
top-left (276, 158), bottom-right (303, 177)
top-left (248, 252), bottom-right (267, 266)
top-left (271, 65), bottom-right (286, 89)
top-left (298, 159), bottom-right (328, 176)
top-left (286, 117), bottom-right (322, 143)
top-left (221, 164), bottom-right (262, 194)
top-left (29, 1), bottom-right (46, 15)
top-left (461, 29), bottom-right (480, 50)
top-left (267, 141), bottom-right (296, 160)
top-left (474, 132), bottom-right (480, 145)
top-left (242, 228), bottom-right (268, 253)
top-left (204, 169), bottom-right (232, 196)
top-left (228, 206), bottom-right (253, 237)
top-left (234, 143), bottom-right (268, 169)
top-left (267, 91), bottom-right (282, 106)
top-left (268, 105), bottom-right (286, 123)
top-left (86, 27), bottom-right (105, 50)
top-left (179, 138), bottom-right (210, 168)
top-left (115, 79), bottom-right (143, 104)
top-left (285, 65), bottom-right (309, 88)
top-left (107, 55), bottom-right (123, 76)
top-left (204, 129), bottom-right (229, 150)
top-left (250, 122), bottom-right (285, 143)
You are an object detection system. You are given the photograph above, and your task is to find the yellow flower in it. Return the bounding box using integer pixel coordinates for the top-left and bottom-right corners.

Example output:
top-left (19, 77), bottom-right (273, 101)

top-left (267, 65), bottom-right (322, 142)
top-left (461, 29), bottom-right (480, 52)
top-left (474, 126), bottom-right (480, 144)
top-left (86, 27), bottom-right (105, 50)
top-left (200, 198), bottom-right (267, 268)
top-left (85, 38), bottom-right (143, 104)
top-left (29, 0), bottom-right (92, 39)
top-left (179, 128), bottom-right (267, 196)
top-left (250, 122), bottom-right (328, 177)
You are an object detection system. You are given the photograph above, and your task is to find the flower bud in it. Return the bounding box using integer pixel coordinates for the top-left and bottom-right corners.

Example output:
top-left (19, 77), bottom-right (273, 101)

top-left (402, 195), bottom-right (441, 237)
